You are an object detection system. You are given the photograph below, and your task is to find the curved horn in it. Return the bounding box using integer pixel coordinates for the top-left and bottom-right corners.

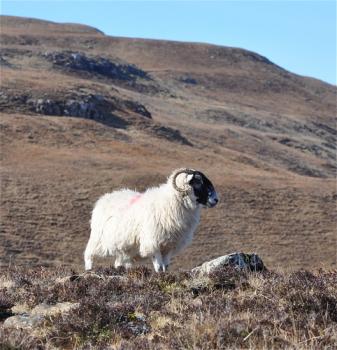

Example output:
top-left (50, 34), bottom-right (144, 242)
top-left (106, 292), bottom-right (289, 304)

top-left (172, 168), bottom-right (195, 193)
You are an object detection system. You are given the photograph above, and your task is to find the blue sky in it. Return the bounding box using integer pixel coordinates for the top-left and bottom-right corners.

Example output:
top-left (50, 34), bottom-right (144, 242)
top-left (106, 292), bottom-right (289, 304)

top-left (2, 1), bottom-right (336, 85)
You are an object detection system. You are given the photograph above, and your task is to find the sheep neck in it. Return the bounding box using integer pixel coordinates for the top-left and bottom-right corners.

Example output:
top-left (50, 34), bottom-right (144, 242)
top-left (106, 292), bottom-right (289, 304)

top-left (150, 184), bottom-right (201, 239)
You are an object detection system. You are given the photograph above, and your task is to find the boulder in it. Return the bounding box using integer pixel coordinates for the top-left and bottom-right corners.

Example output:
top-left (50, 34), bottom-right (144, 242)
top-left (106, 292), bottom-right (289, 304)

top-left (3, 313), bottom-right (44, 329)
top-left (191, 252), bottom-right (265, 275)
top-left (30, 302), bottom-right (79, 317)
top-left (4, 302), bottom-right (79, 329)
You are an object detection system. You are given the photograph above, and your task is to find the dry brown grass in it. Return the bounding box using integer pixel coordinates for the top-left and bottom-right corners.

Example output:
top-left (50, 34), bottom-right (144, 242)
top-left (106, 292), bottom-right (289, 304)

top-left (0, 15), bottom-right (336, 273)
top-left (0, 266), bottom-right (336, 349)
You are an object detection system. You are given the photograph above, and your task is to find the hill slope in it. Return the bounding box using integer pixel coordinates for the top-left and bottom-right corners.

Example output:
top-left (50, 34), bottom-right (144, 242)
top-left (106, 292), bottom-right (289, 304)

top-left (0, 15), bottom-right (336, 271)
top-left (1, 266), bottom-right (336, 349)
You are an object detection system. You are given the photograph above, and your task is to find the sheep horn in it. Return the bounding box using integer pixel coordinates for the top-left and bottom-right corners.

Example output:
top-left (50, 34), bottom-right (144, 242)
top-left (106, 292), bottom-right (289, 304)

top-left (172, 168), bottom-right (195, 193)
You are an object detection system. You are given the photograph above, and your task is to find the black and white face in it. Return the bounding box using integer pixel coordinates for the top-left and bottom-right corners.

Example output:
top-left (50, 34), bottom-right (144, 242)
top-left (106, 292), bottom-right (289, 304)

top-left (188, 171), bottom-right (218, 208)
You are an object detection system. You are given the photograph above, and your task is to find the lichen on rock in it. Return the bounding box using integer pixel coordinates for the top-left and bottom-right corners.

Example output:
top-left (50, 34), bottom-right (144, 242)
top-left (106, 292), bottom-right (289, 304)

top-left (191, 252), bottom-right (266, 275)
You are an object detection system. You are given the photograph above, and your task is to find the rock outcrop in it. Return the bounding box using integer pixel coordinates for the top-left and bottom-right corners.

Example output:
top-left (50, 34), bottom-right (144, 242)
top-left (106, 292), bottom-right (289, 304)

top-left (27, 94), bottom-right (152, 120)
top-left (191, 252), bottom-right (266, 275)
top-left (43, 51), bottom-right (151, 82)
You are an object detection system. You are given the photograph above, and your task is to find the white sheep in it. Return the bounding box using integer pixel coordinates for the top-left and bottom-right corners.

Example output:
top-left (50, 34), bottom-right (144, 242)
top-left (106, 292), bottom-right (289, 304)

top-left (84, 168), bottom-right (218, 272)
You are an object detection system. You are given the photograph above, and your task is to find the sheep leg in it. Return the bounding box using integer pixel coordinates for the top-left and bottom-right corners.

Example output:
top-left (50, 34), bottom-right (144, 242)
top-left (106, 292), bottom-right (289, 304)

top-left (115, 254), bottom-right (133, 269)
top-left (114, 255), bottom-right (122, 269)
top-left (152, 251), bottom-right (166, 272)
top-left (162, 251), bottom-right (173, 271)
top-left (84, 245), bottom-right (93, 270)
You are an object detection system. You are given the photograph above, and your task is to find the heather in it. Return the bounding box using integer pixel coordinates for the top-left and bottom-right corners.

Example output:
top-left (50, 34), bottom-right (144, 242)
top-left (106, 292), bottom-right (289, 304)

top-left (1, 266), bottom-right (336, 349)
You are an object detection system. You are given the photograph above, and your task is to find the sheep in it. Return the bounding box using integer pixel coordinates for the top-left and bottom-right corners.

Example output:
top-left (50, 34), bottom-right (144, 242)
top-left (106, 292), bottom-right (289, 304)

top-left (84, 168), bottom-right (218, 272)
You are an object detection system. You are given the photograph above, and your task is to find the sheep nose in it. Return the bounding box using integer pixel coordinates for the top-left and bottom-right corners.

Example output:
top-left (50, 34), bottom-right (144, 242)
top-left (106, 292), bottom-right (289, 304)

top-left (207, 193), bottom-right (218, 207)
top-left (211, 198), bottom-right (218, 206)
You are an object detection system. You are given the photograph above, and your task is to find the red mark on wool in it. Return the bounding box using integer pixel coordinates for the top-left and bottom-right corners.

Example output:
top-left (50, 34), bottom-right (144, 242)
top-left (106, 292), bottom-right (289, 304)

top-left (129, 194), bottom-right (142, 206)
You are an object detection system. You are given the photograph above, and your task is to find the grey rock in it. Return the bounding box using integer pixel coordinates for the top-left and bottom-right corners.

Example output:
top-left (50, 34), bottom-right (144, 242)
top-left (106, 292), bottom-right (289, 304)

top-left (123, 99), bottom-right (152, 118)
top-left (4, 302), bottom-right (79, 329)
top-left (0, 56), bottom-right (12, 67)
top-left (150, 125), bottom-right (192, 146)
top-left (179, 75), bottom-right (198, 85)
top-left (33, 98), bottom-right (62, 115)
top-left (3, 313), bottom-right (44, 329)
top-left (31, 302), bottom-right (79, 317)
top-left (192, 252), bottom-right (265, 275)
top-left (27, 94), bottom-right (151, 121)
top-left (43, 51), bottom-right (150, 82)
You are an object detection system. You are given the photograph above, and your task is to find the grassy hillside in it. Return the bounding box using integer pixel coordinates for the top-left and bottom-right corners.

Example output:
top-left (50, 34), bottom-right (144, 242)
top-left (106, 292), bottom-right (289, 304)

top-left (0, 15), bottom-right (336, 272)
top-left (0, 15), bottom-right (336, 350)
top-left (1, 266), bottom-right (336, 349)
